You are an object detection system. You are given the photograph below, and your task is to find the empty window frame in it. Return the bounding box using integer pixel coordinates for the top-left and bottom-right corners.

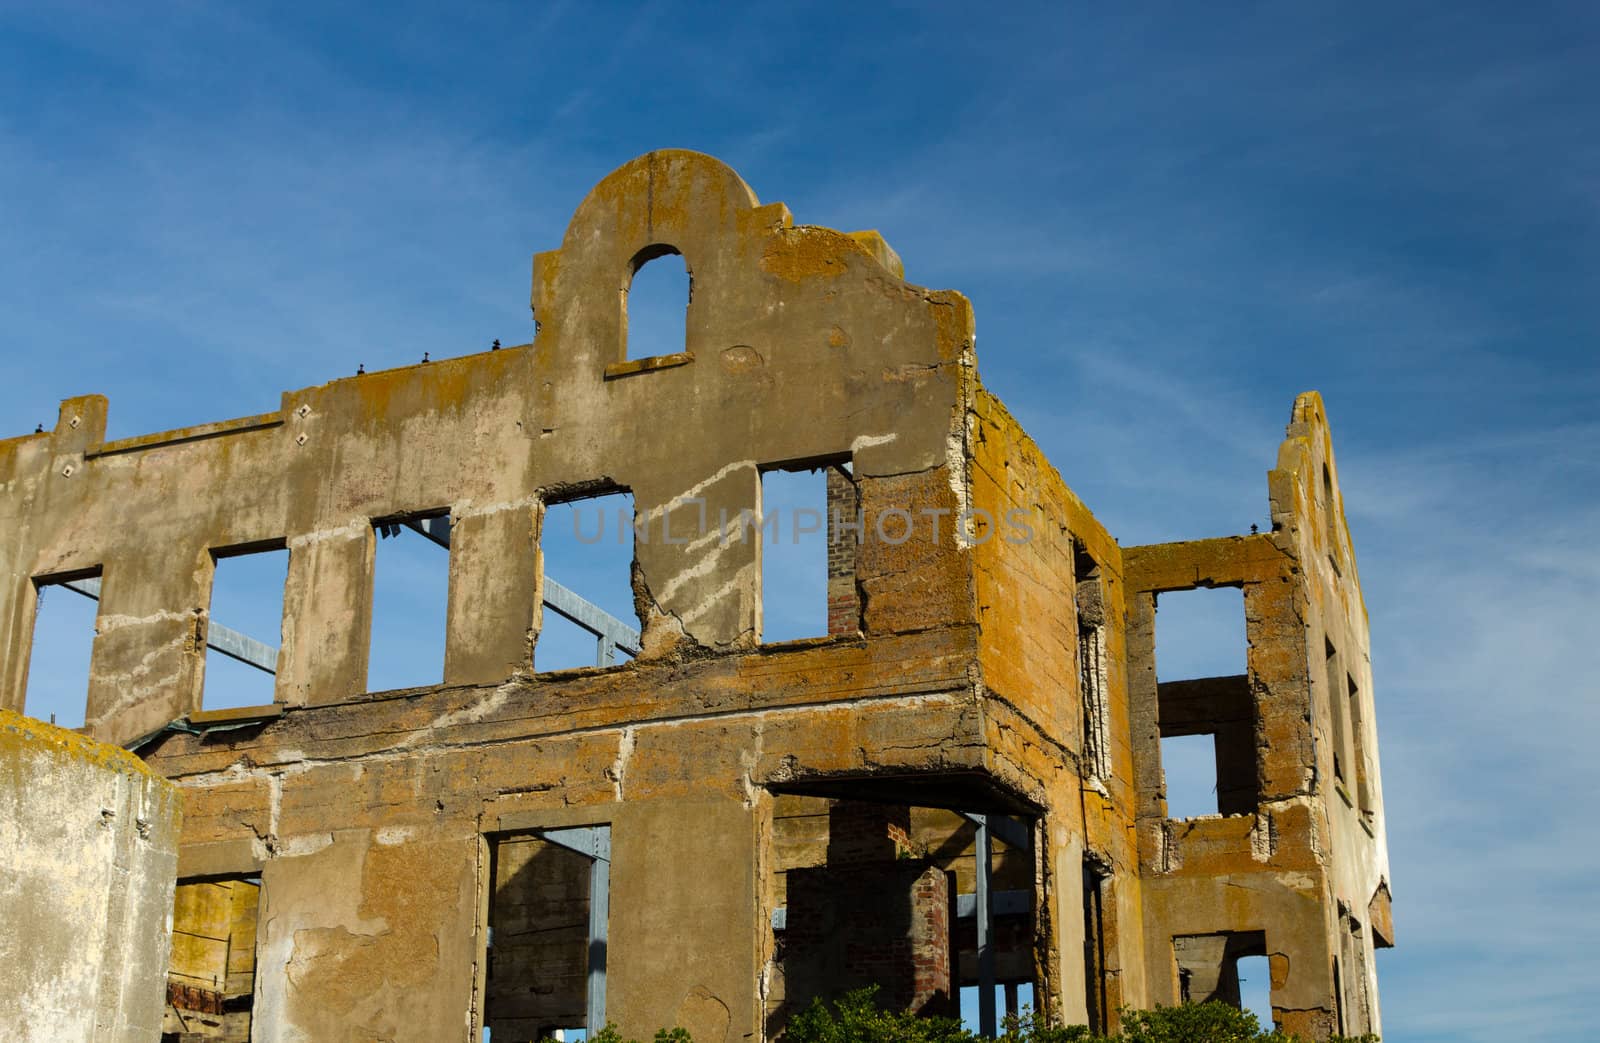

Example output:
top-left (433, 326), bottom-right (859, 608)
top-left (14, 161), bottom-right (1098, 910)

top-left (163, 876), bottom-right (260, 1042)
top-left (1322, 463), bottom-right (1341, 572)
top-left (1324, 638), bottom-right (1351, 791)
top-left (624, 246), bottom-right (690, 360)
top-left (1154, 586), bottom-right (1256, 818)
top-left (485, 827), bottom-right (610, 1040)
top-left (958, 983), bottom-right (1035, 1033)
top-left (1347, 673), bottom-right (1371, 813)
top-left (536, 492), bottom-right (641, 671)
top-left (1236, 954), bottom-right (1273, 1028)
top-left (23, 570), bottom-right (100, 729)
top-left (1153, 586), bottom-right (1247, 684)
top-left (1076, 544), bottom-right (1111, 782)
top-left (202, 544), bottom-right (288, 711)
top-left (1160, 733), bottom-right (1219, 819)
top-left (368, 511), bottom-right (451, 692)
top-left (760, 462), bottom-right (857, 643)
top-left (1173, 930), bottom-right (1267, 1010)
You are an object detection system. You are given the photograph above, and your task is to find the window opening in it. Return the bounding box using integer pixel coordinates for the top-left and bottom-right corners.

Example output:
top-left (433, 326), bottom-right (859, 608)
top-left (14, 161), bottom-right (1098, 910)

top-left (368, 512), bottom-right (451, 691)
top-left (485, 827), bottom-right (610, 1040)
top-left (202, 546), bottom-right (287, 710)
top-left (1160, 733), bottom-right (1219, 819)
top-left (1237, 954), bottom-right (1272, 1027)
top-left (23, 572), bottom-right (100, 728)
top-left (1154, 586), bottom-right (1247, 683)
top-left (624, 247), bottom-right (689, 360)
top-left (1325, 639), bottom-right (1349, 788)
top-left (769, 797), bottom-right (1035, 1039)
top-left (1348, 673), bottom-right (1370, 812)
top-left (761, 463), bottom-right (854, 643)
top-left (536, 493), bottom-right (640, 671)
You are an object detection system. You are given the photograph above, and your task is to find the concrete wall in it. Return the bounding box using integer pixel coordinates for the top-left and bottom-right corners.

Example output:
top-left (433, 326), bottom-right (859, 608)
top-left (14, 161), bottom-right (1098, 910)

top-left (0, 709), bottom-right (180, 1042)
top-left (1124, 393), bottom-right (1391, 1038)
top-left (0, 153), bottom-right (1390, 1040)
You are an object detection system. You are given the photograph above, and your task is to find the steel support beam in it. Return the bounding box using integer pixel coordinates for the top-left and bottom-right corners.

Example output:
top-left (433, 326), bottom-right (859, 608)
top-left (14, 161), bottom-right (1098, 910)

top-left (973, 813), bottom-right (997, 1037)
top-left (543, 577), bottom-right (641, 664)
top-left (958, 811), bottom-right (1031, 853)
top-left (538, 825), bottom-right (611, 1035)
top-left (402, 514), bottom-right (641, 666)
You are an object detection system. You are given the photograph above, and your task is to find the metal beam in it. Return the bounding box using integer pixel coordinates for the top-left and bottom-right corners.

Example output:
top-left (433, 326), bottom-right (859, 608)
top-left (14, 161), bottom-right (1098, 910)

top-left (959, 811), bottom-right (1031, 853)
top-left (60, 577), bottom-right (278, 675)
top-left (974, 813), bottom-right (997, 1037)
top-left (536, 825), bottom-right (610, 1034)
top-left (403, 514), bottom-right (641, 667)
top-left (544, 577), bottom-right (641, 664)
top-left (401, 515), bottom-right (453, 549)
top-left (206, 624), bottom-right (280, 675)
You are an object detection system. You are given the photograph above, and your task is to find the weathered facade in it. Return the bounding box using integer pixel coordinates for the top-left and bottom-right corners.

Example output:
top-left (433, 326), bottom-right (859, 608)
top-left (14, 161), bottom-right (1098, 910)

top-left (0, 151), bottom-right (1391, 1041)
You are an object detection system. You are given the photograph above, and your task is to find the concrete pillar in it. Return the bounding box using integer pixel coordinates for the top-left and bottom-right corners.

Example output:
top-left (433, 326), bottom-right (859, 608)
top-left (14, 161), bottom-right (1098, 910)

top-left (279, 523), bottom-right (374, 706)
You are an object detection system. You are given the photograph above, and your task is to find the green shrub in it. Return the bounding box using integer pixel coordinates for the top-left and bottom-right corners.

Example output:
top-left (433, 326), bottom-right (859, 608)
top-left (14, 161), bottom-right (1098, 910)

top-left (784, 987), bottom-right (1379, 1043)
top-left (581, 989), bottom-right (1380, 1043)
top-left (785, 987), bottom-right (976, 1043)
top-left (588, 1026), bottom-right (693, 1043)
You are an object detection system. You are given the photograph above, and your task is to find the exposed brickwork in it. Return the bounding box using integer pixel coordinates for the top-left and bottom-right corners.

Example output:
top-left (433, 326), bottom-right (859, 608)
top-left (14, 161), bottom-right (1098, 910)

top-left (825, 463), bottom-right (861, 637)
top-left (785, 862), bottom-right (953, 1018)
top-left (779, 799), bottom-right (953, 1020)
top-left (825, 800), bottom-right (913, 866)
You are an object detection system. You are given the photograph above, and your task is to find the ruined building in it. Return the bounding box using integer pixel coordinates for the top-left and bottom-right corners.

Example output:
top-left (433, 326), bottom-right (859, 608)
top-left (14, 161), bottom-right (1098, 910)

top-left (0, 151), bottom-right (1392, 1042)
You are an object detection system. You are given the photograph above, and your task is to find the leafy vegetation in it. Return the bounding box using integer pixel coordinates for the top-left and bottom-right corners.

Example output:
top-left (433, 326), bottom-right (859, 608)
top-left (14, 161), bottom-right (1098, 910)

top-left (576, 988), bottom-right (1380, 1043)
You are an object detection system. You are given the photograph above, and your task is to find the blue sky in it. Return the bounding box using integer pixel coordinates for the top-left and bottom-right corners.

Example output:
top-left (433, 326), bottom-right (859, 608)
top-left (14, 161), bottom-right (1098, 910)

top-left (3, 3), bottom-right (1597, 1040)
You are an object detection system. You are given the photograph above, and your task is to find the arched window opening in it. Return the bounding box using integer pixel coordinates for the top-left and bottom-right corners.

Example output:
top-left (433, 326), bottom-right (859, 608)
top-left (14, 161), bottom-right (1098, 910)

top-left (624, 246), bottom-right (689, 360)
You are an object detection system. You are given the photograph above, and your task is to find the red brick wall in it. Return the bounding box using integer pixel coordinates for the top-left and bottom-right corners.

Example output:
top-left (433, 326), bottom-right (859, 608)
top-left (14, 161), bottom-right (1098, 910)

top-left (826, 464), bottom-right (861, 637)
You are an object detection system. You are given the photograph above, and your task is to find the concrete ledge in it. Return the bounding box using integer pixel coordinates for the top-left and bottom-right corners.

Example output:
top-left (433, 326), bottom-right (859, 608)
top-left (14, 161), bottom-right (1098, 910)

top-left (189, 704), bottom-right (284, 726)
top-left (88, 411), bottom-right (284, 458)
top-left (603, 351), bottom-right (694, 379)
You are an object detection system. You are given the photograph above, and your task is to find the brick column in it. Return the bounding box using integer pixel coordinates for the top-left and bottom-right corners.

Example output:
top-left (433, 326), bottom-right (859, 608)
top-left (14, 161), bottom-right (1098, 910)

top-left (825, 464), bottom-right (861, 636)
top-left (783, 800), bottom-right (954, 1019)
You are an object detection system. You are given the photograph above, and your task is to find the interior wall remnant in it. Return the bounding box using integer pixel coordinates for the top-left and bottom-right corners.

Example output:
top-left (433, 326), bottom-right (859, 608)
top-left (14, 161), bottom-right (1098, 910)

top-left (0, 710), bottom-right (180, 1043)
top-left (1336, 910), bottom-right (1374, 1037)
top-left (1076, 546), bottom-right (1111, 784)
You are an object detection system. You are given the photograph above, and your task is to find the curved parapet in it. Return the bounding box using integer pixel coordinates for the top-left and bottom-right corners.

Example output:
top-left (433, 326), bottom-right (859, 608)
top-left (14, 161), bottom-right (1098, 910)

top-left (0, 150), bottom-right (976, 745)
